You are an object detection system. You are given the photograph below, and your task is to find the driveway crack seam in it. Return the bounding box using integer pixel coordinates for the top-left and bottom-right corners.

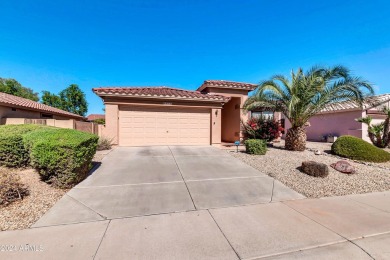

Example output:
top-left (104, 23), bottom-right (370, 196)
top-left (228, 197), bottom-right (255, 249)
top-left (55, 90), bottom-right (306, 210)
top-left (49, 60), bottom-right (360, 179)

top-left (207, 210), bottom-right (241, 260)
top-left (270, 180), bottom-right (275, 203)
top-left (348, 240), bottom-right (375, 259)
top-left (66, 194), bottom-right (108, 220)
top-left (282, 202), bottom-right (375, 259)
top-left (93, 219), bottom-right (111, 260)
top-left (168, 146), bottom-right (197, 210)
top-left (346, 197), bottom-right (390, 214)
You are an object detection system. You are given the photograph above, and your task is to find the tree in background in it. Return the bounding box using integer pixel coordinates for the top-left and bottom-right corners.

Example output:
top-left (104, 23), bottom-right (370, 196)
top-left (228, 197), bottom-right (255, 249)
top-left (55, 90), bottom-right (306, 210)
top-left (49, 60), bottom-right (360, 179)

top-left (41, 84), bottom-right (88, 116)
top-left (41, 91), bottom-right (63, 108)
top-left (0, 78), bottom-right (39, 101)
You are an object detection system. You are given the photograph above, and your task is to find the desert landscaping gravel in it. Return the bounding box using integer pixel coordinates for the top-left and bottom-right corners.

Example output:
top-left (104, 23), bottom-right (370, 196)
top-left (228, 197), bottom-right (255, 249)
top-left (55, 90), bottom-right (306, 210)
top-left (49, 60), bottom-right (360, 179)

top-left (0, 150), bottom-right (111, 231)
top-left (0, 168), bottom-right (67, 231)
top-left (229, 141), bottom-right (390, 198)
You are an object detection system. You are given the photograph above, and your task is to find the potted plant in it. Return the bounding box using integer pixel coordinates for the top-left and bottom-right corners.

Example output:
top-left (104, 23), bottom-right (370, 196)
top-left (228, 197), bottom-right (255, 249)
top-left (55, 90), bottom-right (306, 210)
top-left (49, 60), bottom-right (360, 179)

top-left (326, 134), bottom-right (338, 143)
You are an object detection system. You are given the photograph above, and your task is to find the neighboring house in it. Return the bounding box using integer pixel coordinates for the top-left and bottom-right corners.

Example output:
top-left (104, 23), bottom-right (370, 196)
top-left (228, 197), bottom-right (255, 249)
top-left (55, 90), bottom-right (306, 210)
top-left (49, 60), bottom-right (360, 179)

top-left (282, 94), bottom-right (390, 142)
top-left (87, 114), bottom-right (105, 122)
top-left (93, 80), bottom-right (256, 146)
top-left (0, 92), bottom-right (83, 123)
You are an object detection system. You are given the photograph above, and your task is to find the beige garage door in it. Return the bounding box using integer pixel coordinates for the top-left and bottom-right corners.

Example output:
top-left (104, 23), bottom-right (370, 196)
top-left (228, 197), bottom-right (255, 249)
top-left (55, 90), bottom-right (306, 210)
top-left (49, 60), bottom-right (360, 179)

top-left (119, 106), bottom-right (211, 146)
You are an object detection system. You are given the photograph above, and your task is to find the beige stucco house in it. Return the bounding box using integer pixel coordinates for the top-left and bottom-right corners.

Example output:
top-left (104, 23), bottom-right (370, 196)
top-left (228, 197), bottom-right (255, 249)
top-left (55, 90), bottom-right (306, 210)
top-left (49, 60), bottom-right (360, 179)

top-left (0, 92), bottom-right (83, 123)
top-left (93, 80), bottom-right (256, 146)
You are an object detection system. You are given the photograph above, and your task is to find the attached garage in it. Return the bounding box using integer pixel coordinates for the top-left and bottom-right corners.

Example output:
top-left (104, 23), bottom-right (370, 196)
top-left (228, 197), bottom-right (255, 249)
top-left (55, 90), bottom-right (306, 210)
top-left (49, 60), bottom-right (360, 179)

top-left (119, 106), bottom-right (211, 146)
top-left (93, 86), bottom-right (229, 146)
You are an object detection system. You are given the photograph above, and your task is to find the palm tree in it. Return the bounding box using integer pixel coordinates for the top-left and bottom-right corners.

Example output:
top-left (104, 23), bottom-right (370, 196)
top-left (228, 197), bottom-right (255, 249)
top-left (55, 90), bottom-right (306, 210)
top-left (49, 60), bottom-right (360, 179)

top-left (356, 107), bottom-right (390, 148)
top-left (244, 66), bottom-right (374, 151)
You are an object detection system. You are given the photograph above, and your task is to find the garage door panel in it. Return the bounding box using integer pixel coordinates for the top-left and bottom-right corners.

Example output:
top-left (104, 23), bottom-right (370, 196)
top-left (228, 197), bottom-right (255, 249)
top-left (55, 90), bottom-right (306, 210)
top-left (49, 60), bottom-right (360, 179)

top-left (119, 106), bottom-right (210, 146)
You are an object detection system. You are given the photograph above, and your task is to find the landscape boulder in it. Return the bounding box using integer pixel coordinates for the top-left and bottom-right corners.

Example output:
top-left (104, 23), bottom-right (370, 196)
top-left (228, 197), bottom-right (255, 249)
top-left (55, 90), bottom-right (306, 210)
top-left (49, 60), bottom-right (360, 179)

top-left (301, 161), bottom-right (329, 177)
top-left (330, 160), bottom-right (356, 174)
top-left (314, 150), bottom-right (321, 155)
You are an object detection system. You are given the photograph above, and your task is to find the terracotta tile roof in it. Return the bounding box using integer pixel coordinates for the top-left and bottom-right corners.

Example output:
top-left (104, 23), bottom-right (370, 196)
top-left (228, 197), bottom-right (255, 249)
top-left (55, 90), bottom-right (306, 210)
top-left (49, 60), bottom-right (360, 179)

top-left (93, 87), bottom-right (230, 102)
top-left (197, 80), bottom-right (257, 92)
top-left (0, 92), bottom-right (83, 119)
top-left (87, 114), bottom-right (105, 121)
top-left (321, 94), bottom-right (390, 113)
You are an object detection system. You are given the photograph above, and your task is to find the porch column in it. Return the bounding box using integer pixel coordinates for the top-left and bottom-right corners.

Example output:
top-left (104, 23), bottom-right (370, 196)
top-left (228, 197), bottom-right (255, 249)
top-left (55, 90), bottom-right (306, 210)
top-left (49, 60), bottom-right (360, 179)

top-left (240, 95), bottom-right (249, 141)
top-left (211, 108), bottom-right (222, 145)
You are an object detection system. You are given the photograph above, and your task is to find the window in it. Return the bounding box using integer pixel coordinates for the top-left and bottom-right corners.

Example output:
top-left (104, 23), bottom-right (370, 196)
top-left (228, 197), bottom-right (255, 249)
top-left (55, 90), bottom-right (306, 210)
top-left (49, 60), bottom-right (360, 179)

top-left (41, 113), bottom-right (53, 119)
top-left (251, 111), bottom-right (274, 119)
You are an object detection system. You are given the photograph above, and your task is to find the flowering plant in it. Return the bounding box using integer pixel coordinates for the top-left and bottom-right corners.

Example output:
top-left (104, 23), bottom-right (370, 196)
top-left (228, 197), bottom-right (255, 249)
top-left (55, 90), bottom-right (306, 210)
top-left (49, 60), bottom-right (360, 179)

top-left (242, 116), bottom-right (284, 142)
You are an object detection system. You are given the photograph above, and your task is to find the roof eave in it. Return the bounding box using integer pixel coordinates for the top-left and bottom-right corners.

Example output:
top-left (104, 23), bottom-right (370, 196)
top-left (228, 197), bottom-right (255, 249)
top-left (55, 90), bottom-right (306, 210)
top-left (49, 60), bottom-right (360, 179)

top-left (0, 102), bottom-right (83, 119)
top-left (93, 93), bottom-right (230, 103)
top-left (196, 83), bottom-right (256, 92)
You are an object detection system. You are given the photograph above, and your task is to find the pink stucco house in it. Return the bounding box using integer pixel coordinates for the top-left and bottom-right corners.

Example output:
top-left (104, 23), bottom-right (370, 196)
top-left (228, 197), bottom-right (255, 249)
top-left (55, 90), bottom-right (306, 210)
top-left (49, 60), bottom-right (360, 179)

top-left (282, 94), bottom-right (390, 142)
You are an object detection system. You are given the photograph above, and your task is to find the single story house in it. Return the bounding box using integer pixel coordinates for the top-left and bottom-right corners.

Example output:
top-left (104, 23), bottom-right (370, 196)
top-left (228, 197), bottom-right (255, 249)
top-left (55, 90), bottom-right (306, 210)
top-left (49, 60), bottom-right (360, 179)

top-left (0, 92), bottom-right (83, 123)
top-left (87, 114), bottom-right (105, 122)
top-left (282, 94), bottom-right (390, 142)
top-left (93, 80), bottom-right (256, 146)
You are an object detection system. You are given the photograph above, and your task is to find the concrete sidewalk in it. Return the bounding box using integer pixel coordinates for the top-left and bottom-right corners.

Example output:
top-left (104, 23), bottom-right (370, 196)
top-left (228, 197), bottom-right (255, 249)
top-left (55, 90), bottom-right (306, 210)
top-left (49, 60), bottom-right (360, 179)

top-left (1, 147), bottom-right (389, 259)
top-left (0, 191), bottom-right (389, 259)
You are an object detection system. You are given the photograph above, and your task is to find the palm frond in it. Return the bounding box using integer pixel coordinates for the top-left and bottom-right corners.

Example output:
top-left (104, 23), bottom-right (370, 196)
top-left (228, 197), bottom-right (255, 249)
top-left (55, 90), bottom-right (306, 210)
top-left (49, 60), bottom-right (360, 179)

top-left (246, 65), bottom-right (374, 128)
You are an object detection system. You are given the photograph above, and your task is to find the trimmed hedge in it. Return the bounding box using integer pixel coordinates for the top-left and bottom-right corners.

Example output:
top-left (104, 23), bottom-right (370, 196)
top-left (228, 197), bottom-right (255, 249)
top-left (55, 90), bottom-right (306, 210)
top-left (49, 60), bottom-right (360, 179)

top-left (245, 139), bottom-right (267, 155)
top-left (0, 124), bottom-right (44, 167)
top-left (0, 124), bottom-right (98, 188)
top-left (24, 128), bottom-right (98, 188)
top-left (331, 135), bottom-right (390, 162)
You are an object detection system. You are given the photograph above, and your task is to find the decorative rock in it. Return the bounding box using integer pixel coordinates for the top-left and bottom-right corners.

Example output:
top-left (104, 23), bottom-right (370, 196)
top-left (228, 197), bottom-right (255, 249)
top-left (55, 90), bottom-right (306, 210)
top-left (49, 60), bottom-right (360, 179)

top-left (314, 150), bottom-right (321, 155)
top-left (301, 161), bottom-right (329, 178)
top-left (331, 160), bottom-right (356, 174)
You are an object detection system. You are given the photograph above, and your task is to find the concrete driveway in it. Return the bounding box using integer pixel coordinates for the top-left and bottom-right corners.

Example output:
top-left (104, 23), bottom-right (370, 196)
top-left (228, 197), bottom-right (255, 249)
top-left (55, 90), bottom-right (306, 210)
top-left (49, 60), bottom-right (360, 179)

top-left (33, 146), bottom-right (304, 225)
top-left (2, 146), bottom-right (390, 259)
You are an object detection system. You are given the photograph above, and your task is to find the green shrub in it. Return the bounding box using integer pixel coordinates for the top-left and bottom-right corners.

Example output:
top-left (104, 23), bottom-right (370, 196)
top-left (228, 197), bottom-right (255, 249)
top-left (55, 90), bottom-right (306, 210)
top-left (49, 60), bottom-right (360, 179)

top-left (0, 124), bottom-right (44, 167)
top-left (331, 135), bottom-right (390, 162)
top-left (24, 128), bottom-right (98, 188)
top-left (245, 139), bottom-right (267, 155)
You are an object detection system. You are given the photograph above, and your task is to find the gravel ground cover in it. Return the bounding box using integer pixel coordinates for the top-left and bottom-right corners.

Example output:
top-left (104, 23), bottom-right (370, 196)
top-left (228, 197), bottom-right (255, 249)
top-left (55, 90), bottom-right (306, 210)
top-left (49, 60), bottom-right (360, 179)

top-left (0, 149), bottom-right (112, 231)
top-left (229, 141), bottom-right (390, 198)
top-left (0, 168), bottom-right (67, 231)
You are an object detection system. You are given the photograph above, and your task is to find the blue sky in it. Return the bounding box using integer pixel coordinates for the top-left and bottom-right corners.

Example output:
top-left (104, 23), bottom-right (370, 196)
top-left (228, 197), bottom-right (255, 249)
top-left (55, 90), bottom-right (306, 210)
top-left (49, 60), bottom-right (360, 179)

top-left (1, 0), bottom-right (389, 114)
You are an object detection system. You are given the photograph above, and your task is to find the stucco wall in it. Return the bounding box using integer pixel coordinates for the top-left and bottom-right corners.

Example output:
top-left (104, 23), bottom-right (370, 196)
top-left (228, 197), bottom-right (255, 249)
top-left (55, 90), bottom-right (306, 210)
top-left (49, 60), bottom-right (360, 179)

top-left (0, 106), bottom-right (41, 119)
top-left (203, 87), bottom-right (250, 142)
top-left (46, 119), bottom-right (75, 129)
top-left (221, 97), bottom-right (241, 142)
top-left (283, 110), bottom-right (365, 141)
top-left (104, 104), bottom-right (119, 144)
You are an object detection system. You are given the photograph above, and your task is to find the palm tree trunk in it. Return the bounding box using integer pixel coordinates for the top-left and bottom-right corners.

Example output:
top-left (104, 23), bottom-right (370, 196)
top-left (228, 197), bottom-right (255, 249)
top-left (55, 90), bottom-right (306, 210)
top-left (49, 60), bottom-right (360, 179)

top-left (285, 126), bottom-right (307, 151)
